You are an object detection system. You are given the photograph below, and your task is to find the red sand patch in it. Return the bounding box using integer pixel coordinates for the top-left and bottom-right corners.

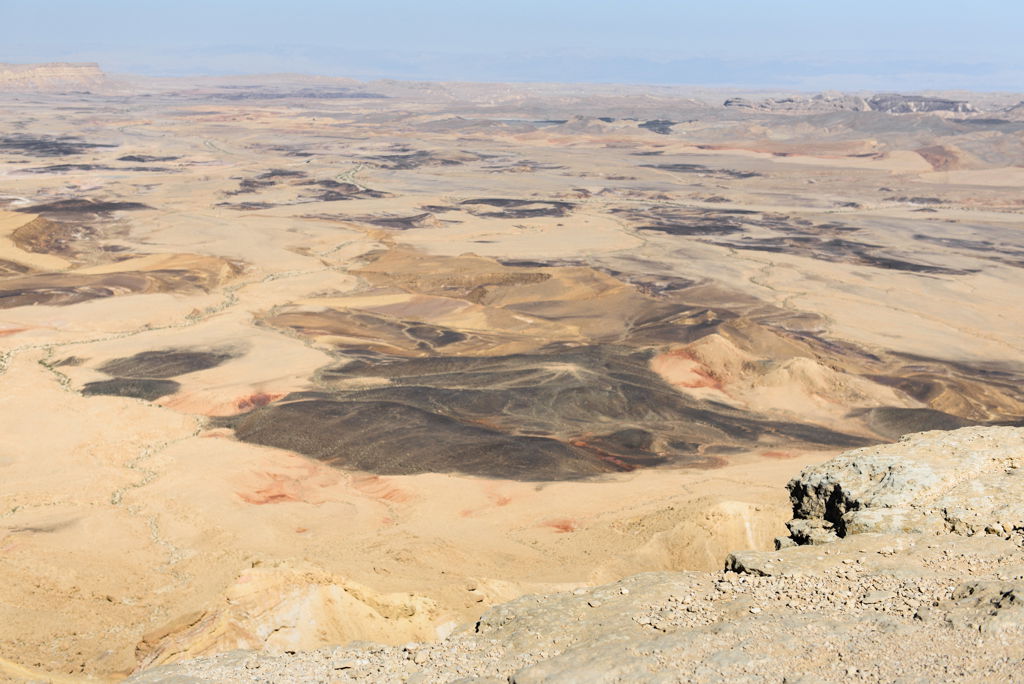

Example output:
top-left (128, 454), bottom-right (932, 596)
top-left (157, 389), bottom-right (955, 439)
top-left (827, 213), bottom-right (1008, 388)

top-left (459, 488), bottom-right (514, 517)
top-left (236, 461), bottom-right (341, 505)
top-left (761, 450), bottom-right (798, 460)
top-left (543, 518), bottom-right (577, 533)
top-left (0, 328), bottom-right (27, 337)
top-left (570, 439), bottom-right (636, 471)
top-left (236, 472), bottom-right (304, 505)
top-left (200, 428), bottom-right (235, 438)
top-left (351, 475), bottom-right (413, 504)
top-left (160, 390), bottom-right (286, 417)
top-left (693, 454), bottom-right (730, 469)
top-left (236, 392), bottom-right (284, 411)
top-left (650, 349), bottom-right (723, 391)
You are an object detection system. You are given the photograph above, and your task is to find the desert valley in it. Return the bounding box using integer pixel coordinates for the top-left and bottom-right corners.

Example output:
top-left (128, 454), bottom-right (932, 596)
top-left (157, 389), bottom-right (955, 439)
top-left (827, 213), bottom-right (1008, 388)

top-left (0, 63), bottom-right (1022, 682)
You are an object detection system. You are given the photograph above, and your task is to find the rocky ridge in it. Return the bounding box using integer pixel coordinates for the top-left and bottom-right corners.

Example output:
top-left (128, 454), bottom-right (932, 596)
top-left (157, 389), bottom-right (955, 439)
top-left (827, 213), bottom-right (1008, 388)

top-left (0, 62), bottom-right (106, 90)
top-left (723, 92), bottom-right (981, 115)
top-left (126, 426), bottom-right (1024, 683)
top-left (1004, 101), bottom-right (1024, 121)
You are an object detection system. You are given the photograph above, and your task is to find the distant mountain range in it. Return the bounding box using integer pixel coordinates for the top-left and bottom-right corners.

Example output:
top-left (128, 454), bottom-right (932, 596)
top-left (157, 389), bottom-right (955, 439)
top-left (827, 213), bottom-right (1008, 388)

top-left (2, 62), bottom-right (1022, 122)
top-left (724, 93), bottom-right (986, 115)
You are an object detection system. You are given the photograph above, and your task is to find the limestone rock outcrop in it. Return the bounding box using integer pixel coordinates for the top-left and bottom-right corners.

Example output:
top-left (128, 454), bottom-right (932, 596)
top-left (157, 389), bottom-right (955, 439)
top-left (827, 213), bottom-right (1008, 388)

top-left (867, 94), bottom-right (977, 114)
top-left (723, 92), bottom-right (979, 115)
top-left (724, 93), bottom-right (872, 112)
top-left (779, 426), bottom-right (1024, 546)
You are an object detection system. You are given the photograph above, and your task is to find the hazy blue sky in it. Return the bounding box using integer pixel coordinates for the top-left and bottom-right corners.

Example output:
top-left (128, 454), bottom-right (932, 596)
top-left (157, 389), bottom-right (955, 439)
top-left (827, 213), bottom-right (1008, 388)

top-left (3, 0), bottom-right (1023, 90)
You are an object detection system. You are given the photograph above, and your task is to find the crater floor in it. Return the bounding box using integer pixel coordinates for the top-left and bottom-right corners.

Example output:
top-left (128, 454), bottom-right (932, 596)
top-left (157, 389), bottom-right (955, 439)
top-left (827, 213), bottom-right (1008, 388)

top-left (0, 78), bottom-right (1022, 680)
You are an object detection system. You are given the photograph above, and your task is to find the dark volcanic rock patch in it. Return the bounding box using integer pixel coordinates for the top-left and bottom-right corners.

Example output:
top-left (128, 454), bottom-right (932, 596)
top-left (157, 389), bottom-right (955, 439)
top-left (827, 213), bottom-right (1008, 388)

top-left (229, 398), bottom-right (615, 481)
top-left (80, 348), bottom-right (237, 402)
top-left (884, 196), bottom-right (944, 205)
top-left (81, 378), bottom-right (181, 401)
top-left (226, 178), bottom-right (276, 195)
top-left (639, 222), bottom-right (742, 237)
top-left (253, 250), bottom-right (1023, 479)
top-left (117, 155), bottom-right (180, 163)
top-left (854, 407), bottom-right (975, 440)
top-left (363, 151), bottom-right (464, 170)
top-left (306, 186), bottom-right (391, 202)
top-left (614, 206), bottom-right (755, 236)
top-left (0, 135), bottom-right (116, 157)
top-left (715, 236), bottom-right (974, 274)
top-left (913, 234), bottom-right (1024, 267)
top-left (226, 346), bottom-right (870, 480)
top-left (256, 169), bottom-right (307, 180)
top-left (353, 213), bottom-right (441, 230)
top-left (302, 180), bottom-right (362, 190)
top-left (0, 259), bottom-right (33, 276)
top-left (98, 349), bottom-right (236, 378)
top-left (639, 120), bottom-right (676, 135)
top-left (14, 199), bottom-right (151, 218)
top-left (19, 164), bottom-right (171, 174)
top-left (619, 204), bottom-right (1008, 274)
top-left (459, 198), bottom-right (574, 219)
top-left (215, 201), bottom-right (278, 211)
top-left (224, 173), bottom-right (390, 203)
top-left (640, 163), bottom-right (762, 179)
top-left (225, 169), bottom-right (306, 196)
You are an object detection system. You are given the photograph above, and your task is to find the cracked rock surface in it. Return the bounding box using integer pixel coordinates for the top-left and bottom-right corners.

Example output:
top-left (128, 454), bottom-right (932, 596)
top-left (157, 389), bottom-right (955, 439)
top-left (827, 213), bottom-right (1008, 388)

top-left (781, 427), bottom-right (1024, 545)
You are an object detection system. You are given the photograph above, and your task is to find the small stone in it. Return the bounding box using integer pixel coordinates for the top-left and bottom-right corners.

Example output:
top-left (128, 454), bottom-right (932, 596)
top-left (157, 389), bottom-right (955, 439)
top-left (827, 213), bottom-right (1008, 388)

top-left (620, 587), bottom-right (630, 595)
top-left (861, 590), bottom-right (897, 605)
top-left (412, 651), bottom-right (429, 665)
top-left (332, 658), bottom-right (357, 670)
top-left (588, 599), bottom-right (602, 608)
top-left (749, 606), bottom-right (761, 614)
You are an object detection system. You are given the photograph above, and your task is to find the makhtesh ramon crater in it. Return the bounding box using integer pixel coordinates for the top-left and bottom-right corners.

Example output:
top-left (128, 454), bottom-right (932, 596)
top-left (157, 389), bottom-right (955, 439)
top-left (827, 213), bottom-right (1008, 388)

top-left (1, 2), bottom-right (1023, 682)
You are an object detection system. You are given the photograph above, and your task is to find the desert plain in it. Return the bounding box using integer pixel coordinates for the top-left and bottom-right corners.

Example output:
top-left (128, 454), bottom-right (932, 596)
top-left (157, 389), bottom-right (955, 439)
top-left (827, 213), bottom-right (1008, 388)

top-left (0, 67), bottom-right (1022, 681)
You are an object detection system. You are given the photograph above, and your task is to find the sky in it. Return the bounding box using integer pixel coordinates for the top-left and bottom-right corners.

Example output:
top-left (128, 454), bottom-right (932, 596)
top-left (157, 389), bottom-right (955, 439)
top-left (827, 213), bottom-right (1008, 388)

top-left (3, 0), bottom-right (1023, 90)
